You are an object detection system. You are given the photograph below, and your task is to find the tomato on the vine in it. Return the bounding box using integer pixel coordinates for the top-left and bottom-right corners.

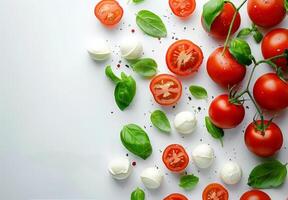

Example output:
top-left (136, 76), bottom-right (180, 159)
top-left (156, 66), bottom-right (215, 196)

top-left (162, 144), bottom-right (189, 172)
top-left (247, 0), bottom-right (286, 27)
top-left (209, 94), bottom-right (245, 129)
top-left (163, 193), bottom-right (188, 200)
top-left (202, 183), bottom-right (229, 200)
top-left (253, 73), bottom-right (288, 111)
top-left (245, 120), bottom-right (283, 157)
top-left (207, 47), bottom-right (246, 88)
top-left (240, 190), bottom-right (271, 200)
top-left (169, 0), bottom-right (196, 18)
top-left (94, 0), bottom-right (123, 26)
top-left (166, 40), bottom-right (203, 76)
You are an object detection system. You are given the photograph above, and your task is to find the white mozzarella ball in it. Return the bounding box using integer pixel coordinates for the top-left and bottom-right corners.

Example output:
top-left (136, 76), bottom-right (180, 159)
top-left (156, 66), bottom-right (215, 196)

top-left (120, 38), bottom-right (143, 60)
top-left (174, 111), bottom-right (197, 134)
top-left (87, 39), bottom-right (111, 61)
top-left (192, 144), bottom-right (214, 168)
top-left (140, 167), bottom-right (163, 189)
top-left (220, 161), bottom-right (242, 185)
top-left (108, 157), bottom-right (132, 180)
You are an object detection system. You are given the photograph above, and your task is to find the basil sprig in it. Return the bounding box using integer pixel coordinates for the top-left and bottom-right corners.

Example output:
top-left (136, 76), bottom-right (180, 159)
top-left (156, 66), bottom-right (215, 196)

top-left (248, 160), bottom-right (287, 189)
top-left (136, 10), bottom-right (167, 38)
top-left (237, 24), bottom-right (263, 43)
top-left (205, 116), bottom-right (224, 146)
top-left (105, 66), bottom-right (136, 111)
top-left (131, 187), bottom-right (145, 200)
top-left (202, 0), bottom-right (224, 31)
top-left (120, 124), bottom-right (152, 159)
top-left (150, 110), bottom-right (171, 133)
top-left (179, 174), bottom-right (199, 190)
top-left (132, 58), bottom-right (158, 77)
top-left (229, 38), bottom-right (253, 66)
top-left (189, 85), bottom-right (208, 99)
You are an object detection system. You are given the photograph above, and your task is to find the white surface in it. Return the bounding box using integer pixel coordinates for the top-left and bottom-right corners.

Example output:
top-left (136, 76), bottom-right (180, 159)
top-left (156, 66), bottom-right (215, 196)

top-left (0, 0), bottom-right (287, 199)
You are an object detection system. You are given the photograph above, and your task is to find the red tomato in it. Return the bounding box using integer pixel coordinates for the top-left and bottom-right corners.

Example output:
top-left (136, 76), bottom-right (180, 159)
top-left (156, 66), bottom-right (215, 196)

top-left (209, 94), bottom-right (245, 129)
top-left (202, 2), bottom-right (241, 39)
top-left (163, 193), bottom-right (188, 200)
top-left (261, 28), bottom-right (288, 73)
top-left (253, 73), bottom-right (288, 111)
top-left (162, 144), bottom-right (189, 172)
top-left (247, 0), bottom-right (286, 27)
top-left (150, 74), bottom-right (182, 106)
top-left (166, 40), bottom-right (203, 76)
top-left (240, 190), bottom-right (271, 200)
top-left (207, 47), bottom-right (246, 88)
top-left (169, 0), bottom-right (196, 18)
top-left (202, 183), bottom-right (229, 200)
top-left (94, 0), bottom-right (123, 26)
top-left (245, 120), bottom-right (283, 157)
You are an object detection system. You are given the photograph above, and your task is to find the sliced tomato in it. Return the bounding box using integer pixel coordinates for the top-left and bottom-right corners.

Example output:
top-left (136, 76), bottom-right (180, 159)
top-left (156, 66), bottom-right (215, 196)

top-left (162, 144), bottom-right (189, 172)
top-left (166, 40), bottom-right (203, 76)
top-left (150, 74), bottom-right (182, 106)
top-left (169, 0), bottom-right (196, 18)
top-left (164, 193), bottom-right (188, 200)
top-left (202, 183), bottom-right (229, 200)
top-left (94, 0), bottom-right (123, 26)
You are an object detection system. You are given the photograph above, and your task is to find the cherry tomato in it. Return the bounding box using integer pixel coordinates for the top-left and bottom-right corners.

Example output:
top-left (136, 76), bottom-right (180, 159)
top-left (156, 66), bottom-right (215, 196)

top-left (202, 183), bottom-right (229, 200)
top-left (169, 0), bottom-right (196, 18)
top-left (261, 28), bottom-right (288, 73)
top-left (245, 120), bottom-right (283, 157)
top-left (209, 94), bottom-right (245, 129)
top-left (94, 0), bottom-right (123, 26)
top-left (207, 47), bottom-right (246, 88)
top-left (240, 190), bottom-right (271, 200)
top-left (150, 74), bottom-right (182, 106)
top-left (202, 2), bottom-right (241, 39)
top-left (247, 0), bottom-right (286, 27)
top-left (163, 193), bottom-right (188, 200)
top-left (162, 144), bottom-right (189, 172)
top-left (166, 40), bottom-right (203, 76)
top-left (253, 73), bottom-right (288, 111)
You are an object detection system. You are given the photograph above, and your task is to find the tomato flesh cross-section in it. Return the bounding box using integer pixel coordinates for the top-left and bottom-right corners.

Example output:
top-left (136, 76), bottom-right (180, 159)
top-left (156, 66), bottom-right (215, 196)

top-left (162, 144), bottom-right (189, 172)
top-left (169, 0), bottom-right (196, 18)
top-left (202, 183), bottom-right (229, 200)
top-left (94, 0), bottom-right (123, 26)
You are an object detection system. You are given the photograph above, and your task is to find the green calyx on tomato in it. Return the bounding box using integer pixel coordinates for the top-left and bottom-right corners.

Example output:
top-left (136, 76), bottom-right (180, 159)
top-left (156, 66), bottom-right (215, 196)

top-left (202, 0), bottom-right (224, 31)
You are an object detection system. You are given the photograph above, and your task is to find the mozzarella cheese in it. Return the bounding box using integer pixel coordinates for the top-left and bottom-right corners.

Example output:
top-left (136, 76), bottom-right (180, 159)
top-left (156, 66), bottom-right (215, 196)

top-left (220, 161), bottom-right (242, 185)
top-left (192, 144), bottom-right (214, 168)
top-left (108, 157), bottom-right (132, 180)
top-left (140, 167), bottom-right (163, 189)
top-left (87, 39), bottom-right (111, 61)
top-left (120, 38), bottom-right (143, 60)
top-left (174, 111), bottom-right (197, 134)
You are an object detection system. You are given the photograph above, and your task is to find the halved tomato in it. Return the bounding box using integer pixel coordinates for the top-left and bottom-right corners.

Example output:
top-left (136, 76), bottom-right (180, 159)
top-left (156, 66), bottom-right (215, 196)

top-left (164, 193), bottom-right (188, 200)
top-left (150, 74), bottom-right (182, 106)
top-left (166, 40), bottom-right (203, 76)
top-left (202, 183), bottom-right (229, 200)
top-left (169, 0), bottom-right (196, 18)
top-left (94, 0), bottom-right (123, 26)
top-left (162, 144), bottom-right (189, 172)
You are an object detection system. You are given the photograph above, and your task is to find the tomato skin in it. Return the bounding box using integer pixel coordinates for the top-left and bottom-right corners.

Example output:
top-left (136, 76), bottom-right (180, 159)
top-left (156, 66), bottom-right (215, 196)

top-left (166, 40), bottom-right (203, 76)
top-left (261, 28), bottom-right (288, 72)
top-left (207, 47), bottom-right (246, 88)
top-left (169, 0), bottom-right (196, 18)
top-left (163, 193), bottom-right (188, 200)
top-left (209, 94), bottom-right (245, 129)
top-left (202, 183), bottom-right (229, 200)
top-left (240, 190), bottom-right (271, 200)
top-left (162, 144), bottom-right (189, 172)
top-left (253, 73), bottom-right (288, 111)
top-left (247, 0), bottom-right (286, 27)
top-left (202, 2), bottom-right (241, 39)
top-left (94, 0), bottom-right (123, 26)
top-left (245, 120), bottom-right (283, 157)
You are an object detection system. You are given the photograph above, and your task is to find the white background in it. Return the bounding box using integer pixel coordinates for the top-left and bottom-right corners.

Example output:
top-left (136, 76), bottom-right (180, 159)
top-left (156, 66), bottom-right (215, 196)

top-left (0, 0), bottom-right (287, 199)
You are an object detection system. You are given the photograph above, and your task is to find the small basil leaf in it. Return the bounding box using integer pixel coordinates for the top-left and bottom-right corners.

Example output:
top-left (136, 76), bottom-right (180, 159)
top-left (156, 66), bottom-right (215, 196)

top-left (133, 0), bottom-right (145, 3)
top-left (248, 160), bottom-right (287, 189)
top-left (131, 187), bottom-right (145, 200)
top-left (237, 28), bottom-right (252, 38)
top-left (189, 85), bottom-right (208, 99)
top-left (229, 38), bottom-right (252, 65)
top-left (179, 174), bottom-right (199, 190)
top-left (120, 124), bottom-right (153, 159)
top-left (136, 10), bottom-right (167, 38)
top-left (285, 0), bottom-right (288, 11)
top-left (202, 0), bottom-right (224, 31)
top-left (105, 66), bottom-right (121, 84)
top-left (205, 116), bottom-right (224, 146)
top-left (132, 58), bottom-right (158, 77)
top-left (252, 30), bottom-right (263, 44)
top-left (150, 110), bottom-right (171, 133)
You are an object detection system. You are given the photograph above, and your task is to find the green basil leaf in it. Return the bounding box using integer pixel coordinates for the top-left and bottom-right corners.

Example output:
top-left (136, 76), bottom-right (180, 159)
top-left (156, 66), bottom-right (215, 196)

top-left (105, 66), bottom-right (121, 84)
top-left (179, 174), bottom-right (199, 190)
top-left (133, 0), bottom-right (145, 3)
top-left (248, 160), bottom-right (287, 189)
top-left (131, 187), bottom-right (145, 200)
top-left (202, 0), bottom-right (224, 31)
top-left (150, 110), bottom-right (171, 133)
top-left (132, 58), bottom-right (158, 77)
top-left (285, 0), bottom-right (288, 11)
top-left (252, 30), bottom-right (263, 44)
top-left (229, 38), bottom-right (252, 65)
top-left (189, 85), bottom-right (208, 99)
top-left (120, 124), bottom-right (153, 159)
top-left (136, 10), bottom-right (167, 38)
top-left (205, 116), bottom-right (224, 146)
top-left (237, 28), bottom-right (252, 38)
